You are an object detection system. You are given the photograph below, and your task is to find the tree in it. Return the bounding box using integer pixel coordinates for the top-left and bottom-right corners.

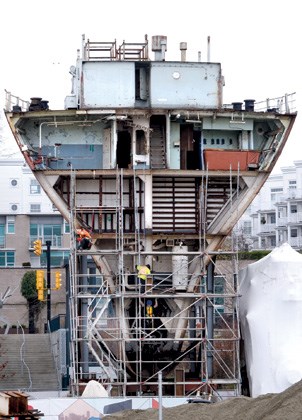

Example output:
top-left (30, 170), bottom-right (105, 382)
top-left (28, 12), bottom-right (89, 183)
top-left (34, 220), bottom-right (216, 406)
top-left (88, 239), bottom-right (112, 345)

top-left (20, 271), bottom-right (43, 334)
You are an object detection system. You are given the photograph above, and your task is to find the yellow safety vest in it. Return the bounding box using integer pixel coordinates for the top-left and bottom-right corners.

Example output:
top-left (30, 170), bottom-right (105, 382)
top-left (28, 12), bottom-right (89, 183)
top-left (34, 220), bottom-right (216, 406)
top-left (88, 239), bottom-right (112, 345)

top-left (137, 265), bottom-right (151, 281)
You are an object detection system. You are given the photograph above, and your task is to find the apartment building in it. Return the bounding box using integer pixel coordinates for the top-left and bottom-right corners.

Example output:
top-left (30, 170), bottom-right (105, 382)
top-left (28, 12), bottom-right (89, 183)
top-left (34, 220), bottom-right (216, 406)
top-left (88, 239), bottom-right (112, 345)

top-left (240, 161), bottom-right (302, 250)
top-left (0, 157), bottom-right (69, 330)
top-left (0, 158), bottom-right (70, 268)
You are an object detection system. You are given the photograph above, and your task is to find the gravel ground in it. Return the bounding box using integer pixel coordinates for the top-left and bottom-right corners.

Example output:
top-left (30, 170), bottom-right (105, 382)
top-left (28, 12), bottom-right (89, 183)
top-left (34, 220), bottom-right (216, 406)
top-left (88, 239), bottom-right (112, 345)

top-left (103, 379), bottom-right (302, 419)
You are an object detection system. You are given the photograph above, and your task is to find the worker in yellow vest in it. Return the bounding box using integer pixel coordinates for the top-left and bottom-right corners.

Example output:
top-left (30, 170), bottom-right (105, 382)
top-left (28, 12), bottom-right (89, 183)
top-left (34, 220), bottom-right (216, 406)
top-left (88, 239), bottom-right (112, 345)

top-left (136, 264), bottom-right (151, 294)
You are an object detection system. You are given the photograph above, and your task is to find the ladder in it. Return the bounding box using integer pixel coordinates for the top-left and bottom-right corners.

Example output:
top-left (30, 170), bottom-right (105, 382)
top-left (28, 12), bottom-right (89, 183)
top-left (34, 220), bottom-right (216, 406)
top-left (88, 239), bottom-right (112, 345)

top-left (150, 125), bottom-right (166, 169)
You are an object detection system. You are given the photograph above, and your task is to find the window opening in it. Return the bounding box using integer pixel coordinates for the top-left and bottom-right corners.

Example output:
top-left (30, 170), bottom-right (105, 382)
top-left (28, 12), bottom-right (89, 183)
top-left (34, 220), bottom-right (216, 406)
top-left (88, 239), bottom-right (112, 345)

top-left (30, 179), bottom-right (41, 194)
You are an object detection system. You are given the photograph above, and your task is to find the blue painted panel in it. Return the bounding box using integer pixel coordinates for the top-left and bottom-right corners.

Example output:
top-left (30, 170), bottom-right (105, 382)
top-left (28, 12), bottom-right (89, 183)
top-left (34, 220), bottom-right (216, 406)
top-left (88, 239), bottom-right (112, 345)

top-left (41, 144), bottom-right (103, 169)
top-left (103, 399), bottom-right (132, 414)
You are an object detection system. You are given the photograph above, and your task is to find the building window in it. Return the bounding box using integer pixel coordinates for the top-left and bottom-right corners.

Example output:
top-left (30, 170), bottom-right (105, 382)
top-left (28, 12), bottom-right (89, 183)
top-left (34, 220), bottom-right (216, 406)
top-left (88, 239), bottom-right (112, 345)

top-left (30, 204), bottom-right (41, 213)
top-left (64, 221), bottom-right (70, 234)
top-left (10, 179), bottom-right (18, 187)
top-left (40, 250), bottom-right (70, 267)
top-left (278, 209), bottom-right (284, 218)
top-left (270, 236), bottom-right (276, 247)
top-left (201, 275), bottom-right (225, 313)
top-left (30, 179), bottom-right (41, 194)
top-left (214, 276), bottom-right (225, 307)
top-left (291, 229), bottom-right (298, 238)
top-left (271, 187), bottom-right (283, 203)
top-left (243, 221), bottom-right (252, 235)
top-left (0, 251), bottom-right (15, 267)
top-left (291, 205), bottom-right (297, 213)
top-left (11, 204), bottom-right (18, 212)
top-left (0, 225), bottom-right (5, 248)
top-left (30, 223), bottom-right (62, 247)
top-left (6, 217), bottom-right (15, 234)
top-left (269, 213), bottom-right (276, 224)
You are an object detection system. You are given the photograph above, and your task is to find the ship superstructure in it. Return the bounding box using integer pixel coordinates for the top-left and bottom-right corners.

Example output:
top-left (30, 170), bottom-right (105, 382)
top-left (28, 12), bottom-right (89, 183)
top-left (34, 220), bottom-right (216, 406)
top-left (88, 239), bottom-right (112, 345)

top-left (4, 34), bottom-right (296, 398)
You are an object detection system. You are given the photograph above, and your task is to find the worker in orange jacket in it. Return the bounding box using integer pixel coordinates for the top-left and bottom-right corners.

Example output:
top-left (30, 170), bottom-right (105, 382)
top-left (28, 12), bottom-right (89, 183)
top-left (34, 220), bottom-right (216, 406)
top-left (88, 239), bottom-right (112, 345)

top-left (76, 227), bottom-right (92, 250)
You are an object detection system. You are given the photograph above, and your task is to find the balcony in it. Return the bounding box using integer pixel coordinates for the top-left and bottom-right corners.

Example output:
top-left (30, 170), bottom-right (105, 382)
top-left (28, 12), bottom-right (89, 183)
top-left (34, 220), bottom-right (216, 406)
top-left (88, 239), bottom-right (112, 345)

top-left (259, 223), bottom-right (276, 234)
top-left (289, 237), bottom-right (302, 249)
top-left (277, 217), bottom-right (287, 227)
top-left (275, 189), bottom-right (302, 203)
top-left (288, 212), bottom-right (302, 225)
top-left (277, 212), bottom-right (302, 226)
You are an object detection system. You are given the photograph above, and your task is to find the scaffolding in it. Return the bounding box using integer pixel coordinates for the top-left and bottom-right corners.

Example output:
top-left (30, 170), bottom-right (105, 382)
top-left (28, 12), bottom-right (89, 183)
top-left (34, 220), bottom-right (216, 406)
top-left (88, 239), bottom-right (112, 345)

top-left (68, 169), bottom-right (241, 399)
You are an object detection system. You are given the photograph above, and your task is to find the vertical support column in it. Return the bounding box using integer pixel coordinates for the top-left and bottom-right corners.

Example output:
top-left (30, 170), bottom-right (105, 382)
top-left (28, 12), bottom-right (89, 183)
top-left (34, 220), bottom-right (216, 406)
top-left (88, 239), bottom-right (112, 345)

top-left (206, 260), bottom-right (215, 378)
top-left (111, 119), bottom-right (117, 168)
top-left (166, 114), bottom-right (170, 169)
top-left (64, 262), bottom-right (71, 390)
top-left (143, 174), bottom-right (153, 268)
top-left (81, 255), bottom-right (90, 378)
top-left (46, 240), bottom-right (51, 325)
top-left (158, 371), bottom-right (163, 420)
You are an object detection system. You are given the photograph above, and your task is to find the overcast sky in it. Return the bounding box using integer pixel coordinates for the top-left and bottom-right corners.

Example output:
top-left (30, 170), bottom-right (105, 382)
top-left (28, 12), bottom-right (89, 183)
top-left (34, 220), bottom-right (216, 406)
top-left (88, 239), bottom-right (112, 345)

top-left (0, 0), bottom-right (300, 171)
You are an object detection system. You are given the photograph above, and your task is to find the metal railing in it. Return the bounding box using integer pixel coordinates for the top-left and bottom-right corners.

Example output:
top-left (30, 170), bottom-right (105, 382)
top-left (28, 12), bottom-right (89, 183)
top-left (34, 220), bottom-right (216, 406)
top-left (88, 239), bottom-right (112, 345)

top-left (259, 223), bottom-right (276, 233)
top-left (254, 92), bottom-right (296, 114)
top-left (4, 89), bottom-right (30, 112)
top-left (83, 36), bottom-right (149, 62)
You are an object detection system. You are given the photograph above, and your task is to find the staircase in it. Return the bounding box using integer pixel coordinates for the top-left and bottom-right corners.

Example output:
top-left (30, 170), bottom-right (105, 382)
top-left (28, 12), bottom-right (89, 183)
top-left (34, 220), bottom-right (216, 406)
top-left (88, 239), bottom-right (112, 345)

top-left (0, 333), bottom-right (59, 392)
top-left (150, 126), bottom-right (166, 169)
top-left (205, 177), bottom-right (233, 226)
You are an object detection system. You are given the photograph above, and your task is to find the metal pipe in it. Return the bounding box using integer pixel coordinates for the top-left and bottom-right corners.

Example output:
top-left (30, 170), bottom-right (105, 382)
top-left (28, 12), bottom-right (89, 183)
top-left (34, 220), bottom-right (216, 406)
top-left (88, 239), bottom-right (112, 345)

top-left (207, 36), bottom-right (211, 62)
top-left (180, 42), bottom-right (187, 62)
top-left (158, 371), bottom-right (163, 420)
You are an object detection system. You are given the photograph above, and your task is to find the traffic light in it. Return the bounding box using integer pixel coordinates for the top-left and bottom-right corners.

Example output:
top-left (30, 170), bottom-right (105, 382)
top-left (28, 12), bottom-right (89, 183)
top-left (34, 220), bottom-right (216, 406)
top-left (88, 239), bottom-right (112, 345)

top-left (33, 239), bottom-right (42, 256)
top-left (55, 272), bottom-right (62, 290)
top-left (36, 270), bottom-right (44, 290)
top-left (37, 289), bottom-right (45, 301)
top-left (36, 270), bottom-right (45, 301)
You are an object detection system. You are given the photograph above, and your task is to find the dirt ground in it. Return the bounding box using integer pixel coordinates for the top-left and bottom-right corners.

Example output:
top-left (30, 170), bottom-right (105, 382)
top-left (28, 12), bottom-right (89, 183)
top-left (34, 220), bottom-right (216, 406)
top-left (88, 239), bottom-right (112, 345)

top-left (103, 379), bottom-right (302, 419)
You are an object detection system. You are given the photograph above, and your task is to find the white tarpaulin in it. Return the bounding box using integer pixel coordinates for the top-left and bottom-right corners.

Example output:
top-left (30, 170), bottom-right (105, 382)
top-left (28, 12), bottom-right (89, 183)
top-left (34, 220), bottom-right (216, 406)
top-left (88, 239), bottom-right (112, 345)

top-left (239, 243), bottom-right (302, 397)
top-left (82, 380), bottom-right (109, 397)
